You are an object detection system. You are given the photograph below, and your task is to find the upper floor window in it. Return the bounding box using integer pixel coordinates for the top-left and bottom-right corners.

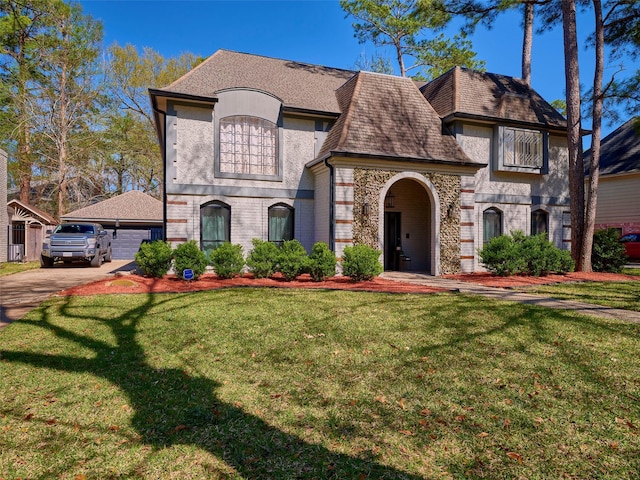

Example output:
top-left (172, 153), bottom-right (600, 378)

top-left (531, 209), bottom-right (548, 237)
top-left (268, 203), bottom-right (294, 246)
top-left (483, 207), bottom-right (503, 244)
top-left (497, 126), bottom-right (547, 173)
top-left (200, 201), bottom-right (230, 257)
top-left (219, 115), bottom-right (278, 176)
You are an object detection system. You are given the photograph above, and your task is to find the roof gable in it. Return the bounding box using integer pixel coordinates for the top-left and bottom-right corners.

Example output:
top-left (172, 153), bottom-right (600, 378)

top-left (62, 190), bottom-right (162, 222)
top-left (422, 67), bottom-right (567, 129)
top-left (318, 71), bottom-right (478, 165)
top-left (160, 49), bottom-right (356, 114)
top-left (585, 117), bottom-right (640, 175)
top-left (7, 199), bottom-right (57, 225)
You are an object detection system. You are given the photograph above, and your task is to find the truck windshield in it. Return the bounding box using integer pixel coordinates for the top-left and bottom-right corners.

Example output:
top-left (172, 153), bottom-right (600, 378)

top-left (55, 225), bottom-right (96, 234)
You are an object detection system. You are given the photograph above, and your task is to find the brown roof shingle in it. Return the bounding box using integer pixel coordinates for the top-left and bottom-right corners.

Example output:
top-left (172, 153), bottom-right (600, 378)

top-left (422, 67), bottom-right (567, 129)
top-left (62, 190), bottom-right (162, 222)
top-left (318, 71), bottom-right (479, 165)
top-left (161, 49), bottom-right (356, 114)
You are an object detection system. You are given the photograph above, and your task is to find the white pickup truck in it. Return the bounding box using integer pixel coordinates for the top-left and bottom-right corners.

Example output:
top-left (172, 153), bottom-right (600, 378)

top-left (41, 223), bottom-right (112, 268)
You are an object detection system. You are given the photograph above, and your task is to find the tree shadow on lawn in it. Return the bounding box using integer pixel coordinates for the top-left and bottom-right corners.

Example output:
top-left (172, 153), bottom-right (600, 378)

top-left (1, 293), bottom-right (425, 479)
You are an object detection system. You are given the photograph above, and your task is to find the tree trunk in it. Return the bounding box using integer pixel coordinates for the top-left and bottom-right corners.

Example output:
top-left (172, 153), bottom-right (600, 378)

top-left (583, 0), bottom-right (605, 273)
top-left (57, 52), bottom-right (68, 219)
top-left (522, 1), bottom-right (534, 85)
top-left (395, 39), bottom-right (406, 77)
top-left (561, 0), bottom-right (587, 270)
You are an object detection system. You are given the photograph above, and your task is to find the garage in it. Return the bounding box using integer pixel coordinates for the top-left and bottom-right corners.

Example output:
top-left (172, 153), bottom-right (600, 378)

top-left (61, 191), bottom-right (163, 260)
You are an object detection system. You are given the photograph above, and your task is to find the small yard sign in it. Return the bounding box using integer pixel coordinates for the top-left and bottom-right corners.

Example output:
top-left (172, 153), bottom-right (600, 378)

top-left (183, 269), bottom-right (194, 281)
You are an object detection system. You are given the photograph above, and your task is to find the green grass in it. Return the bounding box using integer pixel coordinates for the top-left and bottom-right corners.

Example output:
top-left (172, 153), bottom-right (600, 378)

top-left (523, 280), bottom-right (640, 311)
top-left (1, 289), bottom-right (639, 479)
top-left (0, 261), bottom-right (39, 276)
top-left (622, 267), bottom-right (640, 276)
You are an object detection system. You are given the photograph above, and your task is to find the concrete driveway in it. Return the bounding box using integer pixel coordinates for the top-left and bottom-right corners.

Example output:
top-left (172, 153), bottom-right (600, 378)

top-left (0, 260), bottom-right (136, 328)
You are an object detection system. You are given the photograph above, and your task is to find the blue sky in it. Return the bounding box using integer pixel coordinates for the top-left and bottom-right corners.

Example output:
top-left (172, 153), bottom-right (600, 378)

top-left (80, 0), bottom-right (633, 137)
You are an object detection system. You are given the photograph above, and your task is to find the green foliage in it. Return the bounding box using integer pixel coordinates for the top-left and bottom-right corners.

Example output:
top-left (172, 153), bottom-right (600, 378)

top-left (308, 242), bottom-right (337, 282)
top-left (340, 0), bottom-right (484, 79)
top-left (341, 244), bottom-right (383, 281)
top-left (246, 238), bottom-right (279, 278)
top-left (173, 240), bottom-right (208, 281)
top-left (134, 240), bottom-right (173, 278)
top-left (209, 242), bottom-right (245, 279)
top-left (277, 239), bottom-right (309, 281)
top-left (592, 228), bottom-right (627, 273)
top-left (479, 231), bottom-right (574, 276)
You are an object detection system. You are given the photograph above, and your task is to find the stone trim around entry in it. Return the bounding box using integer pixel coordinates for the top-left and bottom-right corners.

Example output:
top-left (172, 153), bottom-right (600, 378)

top-left (352, 168), bottom-right (462, 275)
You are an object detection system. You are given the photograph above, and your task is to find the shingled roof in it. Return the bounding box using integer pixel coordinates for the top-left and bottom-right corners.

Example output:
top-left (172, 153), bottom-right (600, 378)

top-left (62, 190), bottom-right (162, 223)
top-left (160, 49), bottom-right (356, 114)
top-left (422, 67), bottom-right (567, 130)
top-left (316, 71), bottom-right (480, 166)
top-left (585, 118), bottom-right (640, 176)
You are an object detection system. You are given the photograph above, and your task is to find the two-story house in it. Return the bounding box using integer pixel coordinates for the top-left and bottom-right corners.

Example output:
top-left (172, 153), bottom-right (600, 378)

top-left (150, 50), bottom-right (569, 275)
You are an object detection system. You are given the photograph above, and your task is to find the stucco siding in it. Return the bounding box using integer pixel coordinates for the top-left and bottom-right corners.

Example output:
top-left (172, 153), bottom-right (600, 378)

top-left (174, 105), bottom-right (215, 185)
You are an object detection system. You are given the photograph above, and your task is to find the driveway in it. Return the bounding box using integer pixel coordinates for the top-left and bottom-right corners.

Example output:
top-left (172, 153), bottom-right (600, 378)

top-left (0, 260), bottom-right (136, 328)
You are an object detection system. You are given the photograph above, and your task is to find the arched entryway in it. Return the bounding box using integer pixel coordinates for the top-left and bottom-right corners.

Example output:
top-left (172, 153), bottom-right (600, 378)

top-left (379, 174), bottom-right (440, 275)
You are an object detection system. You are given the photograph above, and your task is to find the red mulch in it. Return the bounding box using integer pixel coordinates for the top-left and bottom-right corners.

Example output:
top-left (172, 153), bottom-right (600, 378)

top-left (58, 273), bottom-right (448, 296)
top-left (58, 271), bottom-right (639, 297)
top-left (443, 271), bottom-right (639, 288)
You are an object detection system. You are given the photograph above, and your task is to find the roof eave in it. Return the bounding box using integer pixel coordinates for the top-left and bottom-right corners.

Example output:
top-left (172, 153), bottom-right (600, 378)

top-left (316, 150), bottom-right (487, 169)
top-left (441, 112), bottom-right (572, 135)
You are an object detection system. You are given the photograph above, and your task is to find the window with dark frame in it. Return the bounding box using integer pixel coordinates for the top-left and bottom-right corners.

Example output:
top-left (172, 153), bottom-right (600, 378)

top-left (268, 204), bottom-right (294, 246)
top-left (200, 201), bottom-right (230, 257)
top-left (531, 209), bottom-right (548, 238)
top-left (483, 207), bottom-right (503, 244)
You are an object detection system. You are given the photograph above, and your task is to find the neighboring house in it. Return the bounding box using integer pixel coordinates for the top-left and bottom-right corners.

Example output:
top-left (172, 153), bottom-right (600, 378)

top-left (0, 148), bottom-right (7, 263)
top-left (150, 50), bottom-right (569, 274)
top-left (585, 117), bottom-right (640, 236)
top-left (6, 199), bottom-right (57, 262)
top-left (61, 190), bottom-right (163, 259)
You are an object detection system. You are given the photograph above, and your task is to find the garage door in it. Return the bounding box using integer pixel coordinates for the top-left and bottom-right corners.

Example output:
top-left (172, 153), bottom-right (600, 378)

top-left (111, 229), bottom-right (151, 259)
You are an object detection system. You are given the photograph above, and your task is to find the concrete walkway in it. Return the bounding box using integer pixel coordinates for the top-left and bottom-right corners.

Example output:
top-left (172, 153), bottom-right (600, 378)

top-left (382, 271), bottom-right (640, 324)
top-left (0, 260), bottom-right (136, 327)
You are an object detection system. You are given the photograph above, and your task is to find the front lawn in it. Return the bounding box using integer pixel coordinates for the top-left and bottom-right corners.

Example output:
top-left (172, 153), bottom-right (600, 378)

top-left (523, 281), bottom-right (640, 311)
top-left (0, 261), bottom-right (39, 276)
top-left (1, 289), bottom-right (639, 479)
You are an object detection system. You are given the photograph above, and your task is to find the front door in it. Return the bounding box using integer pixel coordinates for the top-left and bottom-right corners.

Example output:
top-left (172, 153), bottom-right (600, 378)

top-left (384, 212), bottom-right (401, 270)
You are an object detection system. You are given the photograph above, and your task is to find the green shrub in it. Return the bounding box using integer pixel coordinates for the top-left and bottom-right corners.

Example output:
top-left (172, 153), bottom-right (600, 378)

top-left (308, 242), bottom-right (337, 282)
top-left (341, 244), bottom-right (383, 281)
top-left (209, 242), bottom-right (245, 279)
top-left (479, 231), bottom-right (574, 276)
top-left (478, 234), bottom-right (525, 276)
top-left (134, 240), bottom-right (173, 278)
top-left (246, 239), bottom-right (279, 278)
top-left (592, 228), bottom-right (627, 273)
top-left (173, 240), bottom-right (208, 281)
top-left (277, 239), bottom-right (308, 281)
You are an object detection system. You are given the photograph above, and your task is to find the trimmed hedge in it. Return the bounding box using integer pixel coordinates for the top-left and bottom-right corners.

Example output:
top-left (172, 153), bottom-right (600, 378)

top-left (592, 228), bottom-right (627, 273)
top-left (479, 231), bottom-right (574, 276)
top-left (173, 240), bottom-right (208, 280)
top-left (341, 244), bottom-right (383, 281)
top-left (209, 242), bottom-right (245, 279)
top-left (134, 240), bottom-right (173, 278)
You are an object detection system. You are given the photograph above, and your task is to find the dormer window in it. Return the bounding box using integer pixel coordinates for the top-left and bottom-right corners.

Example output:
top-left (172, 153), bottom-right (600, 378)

top-left (496, 126), bottom-right (547, 173)
top-left (219, 115), bottom-right (278, 176)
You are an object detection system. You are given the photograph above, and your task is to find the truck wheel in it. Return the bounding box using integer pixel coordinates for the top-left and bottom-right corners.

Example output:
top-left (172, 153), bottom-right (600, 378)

top-left (105, 246), bottom-right (112, 263)
top-left (40, 255), bottom-right (54, 268)
top-left (90, 254), bottom-right (102, 268)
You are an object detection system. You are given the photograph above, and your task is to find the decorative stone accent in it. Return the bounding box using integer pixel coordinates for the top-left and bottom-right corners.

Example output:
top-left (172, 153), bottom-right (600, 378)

top-left (353, 168), bottom-right (461, 274)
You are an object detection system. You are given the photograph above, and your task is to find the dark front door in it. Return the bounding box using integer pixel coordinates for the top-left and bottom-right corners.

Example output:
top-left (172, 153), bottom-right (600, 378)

top-left (384, 212), bottom-right (401, 270)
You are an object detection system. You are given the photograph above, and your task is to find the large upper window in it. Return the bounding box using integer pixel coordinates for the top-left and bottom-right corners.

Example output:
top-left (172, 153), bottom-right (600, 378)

top-left (483, 207), bottom-right (503, 244)
top-left (531, 209), bottom-right (548, 237)
top-left (200, 201), bottom-right (230, 257)
top-left (219, 115), bottom-right (278, 176)
top-left (497, 126), bottom-right (546, 172)
top-left (268, 204), bottom-right (294, 246)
